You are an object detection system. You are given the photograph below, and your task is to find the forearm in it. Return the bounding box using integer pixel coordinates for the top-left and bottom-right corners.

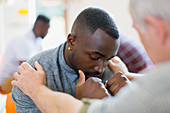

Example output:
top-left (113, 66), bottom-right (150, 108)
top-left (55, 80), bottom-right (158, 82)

top-left (29, 85), bottom-right (83, 113)
top-left (0, 76), bottom-right (14, 93)
top-left (125, 72), bottom-right (144, 80)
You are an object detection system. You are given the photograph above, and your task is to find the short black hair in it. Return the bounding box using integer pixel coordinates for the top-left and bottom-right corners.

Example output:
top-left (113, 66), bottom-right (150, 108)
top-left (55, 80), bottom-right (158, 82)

top-left (72, 7), bottom-right (119, 39)
top-left (36, 14), bottom-right (50, 23)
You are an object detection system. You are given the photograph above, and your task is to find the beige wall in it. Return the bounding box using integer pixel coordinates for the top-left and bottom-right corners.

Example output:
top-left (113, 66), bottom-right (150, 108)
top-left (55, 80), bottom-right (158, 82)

top-left (0, 0), bottom-right (140, 56)
top-left (0, 4), bottom-right (4, 56)
top-left (66, 0), bottom-right (139, 40)
top-left (0, 0), bottom-right (33, 56)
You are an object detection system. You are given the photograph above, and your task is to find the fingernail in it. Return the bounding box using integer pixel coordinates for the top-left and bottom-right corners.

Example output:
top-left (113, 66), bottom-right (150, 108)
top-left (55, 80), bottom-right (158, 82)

top-left (35, 61), bottom-right (39, 64)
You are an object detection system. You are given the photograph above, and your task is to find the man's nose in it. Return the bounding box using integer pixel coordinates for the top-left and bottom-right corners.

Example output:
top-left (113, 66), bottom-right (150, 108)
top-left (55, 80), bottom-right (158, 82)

top-left (94, 61), bottom-right (105, 74)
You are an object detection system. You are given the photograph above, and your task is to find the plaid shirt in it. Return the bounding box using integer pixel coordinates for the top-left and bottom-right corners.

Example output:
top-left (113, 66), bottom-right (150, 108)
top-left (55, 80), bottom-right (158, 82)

top-left (117, 33), bottom-right (153, 73)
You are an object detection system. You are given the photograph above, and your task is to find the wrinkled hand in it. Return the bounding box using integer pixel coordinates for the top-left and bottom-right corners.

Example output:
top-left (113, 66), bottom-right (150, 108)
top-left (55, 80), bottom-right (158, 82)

top-left (11, 61), bottom-right (46, 97)
top-left (106, 72), bottom-right (130, 96)
top-left (108, 56), bottom-right (129, 75)
top-left (75, 70), bottom-right (110, 100)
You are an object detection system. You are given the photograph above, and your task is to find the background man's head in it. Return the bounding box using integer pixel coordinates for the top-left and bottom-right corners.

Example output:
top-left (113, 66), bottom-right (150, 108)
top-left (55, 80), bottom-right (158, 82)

top-left (33, 15), bottom-right (50, 39)
top-left (65, 7), bottom-right (120, 79)
top-left (129, 0), bottom-right (170, 64)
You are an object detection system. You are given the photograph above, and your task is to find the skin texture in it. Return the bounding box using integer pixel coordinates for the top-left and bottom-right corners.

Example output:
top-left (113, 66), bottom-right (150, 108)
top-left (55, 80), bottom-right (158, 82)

top-left (108, 56), bottom-right (129, 75)
top-left (75, 70), bottom-right (110, 100)
top-left (15, 61), bottom-right (46, 96)
top-left (106, 72), bottom-right (127, 95)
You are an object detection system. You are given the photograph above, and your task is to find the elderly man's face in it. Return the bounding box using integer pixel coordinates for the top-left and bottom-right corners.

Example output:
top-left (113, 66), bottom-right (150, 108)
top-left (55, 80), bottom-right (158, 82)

top-left (70, 29), bottom-right (119, 79)
top-left (131, 15), bottom-right (164, 64)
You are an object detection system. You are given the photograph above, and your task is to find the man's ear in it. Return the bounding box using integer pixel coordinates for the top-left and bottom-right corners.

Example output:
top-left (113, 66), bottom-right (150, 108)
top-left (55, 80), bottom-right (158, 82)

top-left (144, 15), bottom-right (168, 44)
top-left (67, 34), bottom-right (76, 49)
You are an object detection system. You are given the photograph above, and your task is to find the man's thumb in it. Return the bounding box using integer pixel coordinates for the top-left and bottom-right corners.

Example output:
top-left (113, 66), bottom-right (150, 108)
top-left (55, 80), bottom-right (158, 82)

top-left (76, 70), bottom-right (85, 87)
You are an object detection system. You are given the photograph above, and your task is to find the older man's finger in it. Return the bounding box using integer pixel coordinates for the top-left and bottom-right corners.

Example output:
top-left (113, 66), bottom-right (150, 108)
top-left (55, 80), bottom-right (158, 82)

top-left (11, 80), bottom-right (18, 86)
top-left (21, 62), bottom-right (32, 70)
top-left (17, 66), bottom-right (25, 73)
top-left (34, 61), bottom-right (43, 72)
top-left (13, 72), bottom-right (20, 79)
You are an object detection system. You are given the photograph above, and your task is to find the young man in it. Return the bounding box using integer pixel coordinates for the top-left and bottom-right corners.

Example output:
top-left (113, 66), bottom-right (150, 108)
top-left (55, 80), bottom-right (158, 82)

top-left (12, 0), bottom-right (170, 113)
top-left (12, 7), bottom-right (130, 112)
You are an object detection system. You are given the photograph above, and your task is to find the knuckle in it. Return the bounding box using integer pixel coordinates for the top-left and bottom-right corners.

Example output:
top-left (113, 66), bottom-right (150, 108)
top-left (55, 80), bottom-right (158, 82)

top-left (107, 80), bottom-right (112, 86)
top-left (91, 77), bottom-right (101, 82)
top-left (121, 77), bottom-right (127, 81)
top-left (17, 66), bottom-right (21, 70)
top-left (21, 62), bottom-right (24, 66)
top-left (13, 73), bottom-right (17, 77)
top-left (22, 63), bottom-right (26, 67)
top-left (41, 71), bottom-right (45, 75)
top-left (101, 88), bottom-right (106, 93)
top-left (116, 71), bottom-right (123, 76)
top-left (88, 77), bottom-right (93, 82)
top-left (28, 68), bottom-right (34, 72)
top-left (96, 82), bottom-right (101, 87)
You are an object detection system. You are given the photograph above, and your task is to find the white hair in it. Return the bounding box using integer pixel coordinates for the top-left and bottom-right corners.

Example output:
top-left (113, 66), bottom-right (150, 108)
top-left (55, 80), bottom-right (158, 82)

top-left (129, 0), bottom-right (170, 33)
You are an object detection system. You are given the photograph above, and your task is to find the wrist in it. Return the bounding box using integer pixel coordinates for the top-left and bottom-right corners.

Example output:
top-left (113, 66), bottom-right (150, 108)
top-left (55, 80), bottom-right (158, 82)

top-left (28, 85), bottom-right (44, 99)
top-left (125, 72), bottom-right (137, 80)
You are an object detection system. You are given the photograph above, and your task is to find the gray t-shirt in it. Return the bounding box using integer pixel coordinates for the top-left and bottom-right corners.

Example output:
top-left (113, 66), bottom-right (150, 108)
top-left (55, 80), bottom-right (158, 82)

top-left (12, 42), bottom-right (113, 113)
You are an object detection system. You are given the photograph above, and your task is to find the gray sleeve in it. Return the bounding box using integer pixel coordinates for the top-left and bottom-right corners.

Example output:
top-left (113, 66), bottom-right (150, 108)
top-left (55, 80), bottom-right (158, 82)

top-left (87, 84), bottom-right (138, 113)
top-left (12, 56), bottom-right (41, 113)
top-left (87, 76), bottom-right (168, 113)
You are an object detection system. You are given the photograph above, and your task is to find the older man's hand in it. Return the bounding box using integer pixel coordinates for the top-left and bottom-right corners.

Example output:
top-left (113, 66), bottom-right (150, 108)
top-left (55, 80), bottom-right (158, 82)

top-left (108, 56), bottom-right (129, 75)
top-left (11, 61), bottom-right (46, 97)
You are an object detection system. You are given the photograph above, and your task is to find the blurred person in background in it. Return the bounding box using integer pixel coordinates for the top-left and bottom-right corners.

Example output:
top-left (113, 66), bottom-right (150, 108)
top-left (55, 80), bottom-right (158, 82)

top-left (0, 14), bottom-right (50, 93)
top-left (117, 33), bottom-right (153, 73)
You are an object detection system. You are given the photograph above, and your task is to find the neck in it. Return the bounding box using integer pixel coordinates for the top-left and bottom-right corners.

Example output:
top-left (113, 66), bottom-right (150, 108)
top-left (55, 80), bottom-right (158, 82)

top-left (64, 43), bottom-right (74, 70)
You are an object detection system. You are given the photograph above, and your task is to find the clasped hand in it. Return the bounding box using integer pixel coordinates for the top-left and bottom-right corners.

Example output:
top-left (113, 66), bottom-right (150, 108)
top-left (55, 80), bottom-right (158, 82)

top-left (75, 57), bottom-right (131, 99)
